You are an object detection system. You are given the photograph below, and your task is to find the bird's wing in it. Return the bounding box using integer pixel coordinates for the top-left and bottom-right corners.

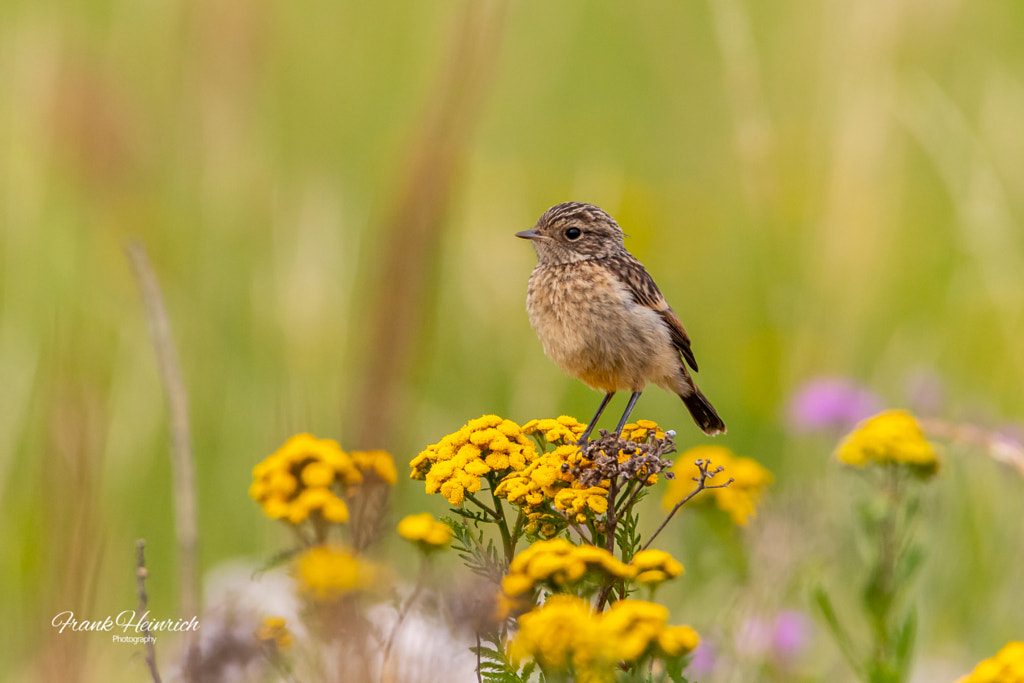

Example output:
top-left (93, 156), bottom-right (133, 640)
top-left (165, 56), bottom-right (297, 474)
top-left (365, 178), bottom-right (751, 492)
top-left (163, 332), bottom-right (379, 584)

top-left (602, 255), bottom-right (699, 372)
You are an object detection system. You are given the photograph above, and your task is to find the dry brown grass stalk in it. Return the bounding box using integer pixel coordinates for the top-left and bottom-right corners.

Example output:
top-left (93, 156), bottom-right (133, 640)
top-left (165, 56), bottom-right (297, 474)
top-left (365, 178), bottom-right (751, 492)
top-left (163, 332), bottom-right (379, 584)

top-left (125, 242), bottom-right (201, 677)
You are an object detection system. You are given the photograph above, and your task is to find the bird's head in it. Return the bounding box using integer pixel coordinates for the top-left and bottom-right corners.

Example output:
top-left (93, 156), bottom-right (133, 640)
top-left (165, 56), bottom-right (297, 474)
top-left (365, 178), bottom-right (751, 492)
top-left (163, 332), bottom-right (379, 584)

top-left (516, 202), bottom-right (626, 265)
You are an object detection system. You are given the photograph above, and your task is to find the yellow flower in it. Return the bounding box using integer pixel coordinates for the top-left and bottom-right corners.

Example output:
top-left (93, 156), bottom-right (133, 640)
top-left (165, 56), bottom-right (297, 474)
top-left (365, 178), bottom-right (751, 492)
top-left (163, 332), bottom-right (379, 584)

top-left (663, 445), bottom-right (772, 526)
top-left (496, 439), bottom-right (625, 526)
top-left (397, 513), bottom-right (452, 550)
top-left (495, 444), bottom-right (577, 508)
top-left (412, 415), bottom-right (537, 505)
top-left (522, 511), bottom-right (564, 538)
top-left (620, 419), bottom-right (667, 443)
top-left (502, 539), bottom-right (635, 598)
top-left (288, 487), bottom-right (332, 524)
top-left (261, 496), bottom-right (291, 520)
top-left (571, 545), bottom-right (634, 578)
top-left (501, 573), bottom-right (536, 598)
top-left (301, 461), bottom-right (335, 487)
top-left (509, 595), bottom-right (599, 672)
top-left (522, 416), bottom-right (586, 445)
top-left (835, 410), bottom-right (939, 475)
top-left (255, 616), bottom-right (293, 650)
top-left (958, 641), bottom-right (1024, 683)
top-left (631, 549), bottom-right (684, 586)
top-left (251, 434), bottom-right (361, 525)
top-left (295, 544), bottom-right (374, 601)
top-left (321, 496), bottom-right (350, 523)
top-left (351, 450), bottom-right (398, 485)
top-left (601, 599), bottom-right (670, 660)
top-left (657, 625), bottom-right (700, 657)
top-left (509, 596), bottom-right (699, 678)
top-left (554, 486), bottom-right (610, 522)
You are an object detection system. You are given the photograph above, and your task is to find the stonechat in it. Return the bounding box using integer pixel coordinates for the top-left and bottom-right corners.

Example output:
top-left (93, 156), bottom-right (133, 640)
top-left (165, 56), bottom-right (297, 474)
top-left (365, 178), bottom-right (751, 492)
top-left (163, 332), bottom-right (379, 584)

top-left (517, 201), bottom-right (726, 442)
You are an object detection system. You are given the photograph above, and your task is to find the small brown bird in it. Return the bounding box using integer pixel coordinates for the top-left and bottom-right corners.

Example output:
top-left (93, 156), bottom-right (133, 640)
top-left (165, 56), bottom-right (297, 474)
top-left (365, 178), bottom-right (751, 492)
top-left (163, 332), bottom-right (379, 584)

top-left (517, 201), bottom-right (725, 442)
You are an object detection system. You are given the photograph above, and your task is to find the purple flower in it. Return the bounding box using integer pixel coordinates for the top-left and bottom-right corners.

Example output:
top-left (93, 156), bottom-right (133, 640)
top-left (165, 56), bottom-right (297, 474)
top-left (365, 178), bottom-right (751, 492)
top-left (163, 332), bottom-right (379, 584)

top-left (787, 377), bottom-right (882, 433)
top-left (771, 610), bottom-right (811, 660)
top-left (736, 610), bottom-right (813, 667)
top-left (689, 641), bottom-right (717, 676)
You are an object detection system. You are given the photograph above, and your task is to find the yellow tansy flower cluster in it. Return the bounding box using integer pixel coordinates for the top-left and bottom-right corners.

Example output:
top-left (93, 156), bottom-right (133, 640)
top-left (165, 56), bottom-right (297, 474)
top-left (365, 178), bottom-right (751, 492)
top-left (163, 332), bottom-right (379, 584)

top-left (497, 419), bottom-right (671, 526)
top-left (494, 443), bottom-right (585, 515)
top-left (250, 434), bottom-right (363, 524)
top-left (958, 642), bottom-right (1024, 683)
top-left (522, 510), bottom-right (563, 539)
top-left (509, 595), bottom-right (699, 681)
top-left (522, 416), bottom-right (586, 445)
top-left (351, 449), bottom-right (398, 485)
top-left (631, 548), bottom-right (685, 586)
top-left (500, 538), bottom-right (633, 598)
top-left (835, 410), bottom-right (939, 476)
top-left (495, 417), bottom-right (590, 525)
top-left (619, 419), bottom-right (667, 442)
top-left (397, 512), bottom-right (453, 551)
top-left (501, 541), bottom-right (686, 598)
top-left (553, 484), bottom-right (611, 520)
top-left (601, 600), bottom-right (700, 661)
top-left (295, 544), bottom-right (375, 601)
top-left (664, 445), bottom-right (772, 526)
top-left (255, 616), bottom-right (293, 650)
top-left (410, 415), bottom-right (536, 505)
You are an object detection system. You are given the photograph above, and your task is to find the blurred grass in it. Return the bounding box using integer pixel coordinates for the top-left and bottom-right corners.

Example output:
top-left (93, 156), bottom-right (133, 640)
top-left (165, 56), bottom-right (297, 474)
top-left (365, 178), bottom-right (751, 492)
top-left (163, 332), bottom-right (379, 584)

top-left (2, 0), bottom-right (1023, 680)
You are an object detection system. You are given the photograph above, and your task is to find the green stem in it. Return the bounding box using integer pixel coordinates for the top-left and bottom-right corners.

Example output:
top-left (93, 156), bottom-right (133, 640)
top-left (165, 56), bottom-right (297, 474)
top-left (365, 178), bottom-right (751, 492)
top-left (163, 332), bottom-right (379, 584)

top-left (465, 492), bottom-right (499, 519)
top-left (615, 479), bottom-right (638, 517)
top-left (868, 467), bottom-right (906, 681)
top-left (487, 476), bottom-right (515, 564)
top-left (510, 508), bottom-right (525, 552)
top-left (605, 475), bottom-right (619, 556)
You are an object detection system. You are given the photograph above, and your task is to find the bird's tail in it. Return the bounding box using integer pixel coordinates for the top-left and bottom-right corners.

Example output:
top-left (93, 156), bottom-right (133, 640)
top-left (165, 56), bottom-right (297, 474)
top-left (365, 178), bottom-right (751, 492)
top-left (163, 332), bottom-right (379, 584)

top-left (680, 387), bottom-right (726, 436)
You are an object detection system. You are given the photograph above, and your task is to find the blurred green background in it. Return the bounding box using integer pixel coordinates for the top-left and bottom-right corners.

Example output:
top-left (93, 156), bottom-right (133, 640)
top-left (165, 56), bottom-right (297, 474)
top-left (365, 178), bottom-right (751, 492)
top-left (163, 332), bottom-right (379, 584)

top-left (2, 0), bottom-right (1023, 680)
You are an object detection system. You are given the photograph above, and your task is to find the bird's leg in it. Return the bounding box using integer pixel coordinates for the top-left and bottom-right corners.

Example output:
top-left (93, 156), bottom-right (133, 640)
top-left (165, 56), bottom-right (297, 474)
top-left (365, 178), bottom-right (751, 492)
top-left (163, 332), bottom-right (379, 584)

top-left (612, 391), bottom-right (643, 439)
top-left (577, 392), bottom-right (615, 444)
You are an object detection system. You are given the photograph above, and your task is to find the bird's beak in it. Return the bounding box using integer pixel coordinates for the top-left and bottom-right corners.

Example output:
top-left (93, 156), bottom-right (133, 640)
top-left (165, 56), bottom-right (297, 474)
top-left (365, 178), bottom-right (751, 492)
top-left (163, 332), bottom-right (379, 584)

top-left (516, 229), bottom-right (548, 241)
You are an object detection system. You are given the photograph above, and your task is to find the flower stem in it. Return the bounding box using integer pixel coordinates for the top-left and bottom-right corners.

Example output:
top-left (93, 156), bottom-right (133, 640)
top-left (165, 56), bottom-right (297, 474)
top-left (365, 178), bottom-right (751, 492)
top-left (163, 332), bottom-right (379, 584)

top-left (489, 484), bottom-right (515, 564)
top-left (642, 460), bottom-right (731, 552)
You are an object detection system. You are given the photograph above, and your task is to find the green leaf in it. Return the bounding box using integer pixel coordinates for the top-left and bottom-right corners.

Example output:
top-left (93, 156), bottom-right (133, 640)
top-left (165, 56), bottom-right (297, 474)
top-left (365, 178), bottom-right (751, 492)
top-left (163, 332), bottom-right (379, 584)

top-left (663, 652), bottom-right (692, 683)
top-left (895, 609), bottom-right (917, 680)
top-left (895, 544), bottom-right (925, 588)
top-left (814, 586), bottom-right (864, 680)
top-left (472, 645), bottom-right (507, 662)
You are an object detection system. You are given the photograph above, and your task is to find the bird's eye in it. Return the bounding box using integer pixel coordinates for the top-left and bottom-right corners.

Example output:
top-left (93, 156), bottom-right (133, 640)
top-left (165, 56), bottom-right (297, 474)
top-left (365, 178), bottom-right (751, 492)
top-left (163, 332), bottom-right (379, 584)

top-left (565, 227), bottom-right (582, 240)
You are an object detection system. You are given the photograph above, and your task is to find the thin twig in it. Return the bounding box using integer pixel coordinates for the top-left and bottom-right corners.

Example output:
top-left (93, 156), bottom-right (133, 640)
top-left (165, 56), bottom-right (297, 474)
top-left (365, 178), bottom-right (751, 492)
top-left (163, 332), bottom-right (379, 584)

top-left (135, 539), bottom-right (163, 683)
top-left (640, 460), bottom-right (732, 552)
top-left (567, 518), bottom-right (594, 545)
top-left (126, 243), bottom-right (200, 674)
top-left (919, 418), bottom-right (1024, 476)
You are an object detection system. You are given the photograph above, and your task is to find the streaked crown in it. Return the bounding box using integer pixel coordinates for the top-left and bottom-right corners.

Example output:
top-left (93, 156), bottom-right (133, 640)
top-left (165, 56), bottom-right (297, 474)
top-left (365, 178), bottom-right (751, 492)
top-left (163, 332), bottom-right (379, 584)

top-left (525, 202), bottom-right (626, 265)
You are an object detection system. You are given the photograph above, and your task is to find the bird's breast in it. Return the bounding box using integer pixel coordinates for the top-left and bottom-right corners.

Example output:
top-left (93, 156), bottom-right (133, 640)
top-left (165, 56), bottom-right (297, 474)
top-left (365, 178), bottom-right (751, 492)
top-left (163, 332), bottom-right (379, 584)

top-left (525, 262), bottom-right (675, 392)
